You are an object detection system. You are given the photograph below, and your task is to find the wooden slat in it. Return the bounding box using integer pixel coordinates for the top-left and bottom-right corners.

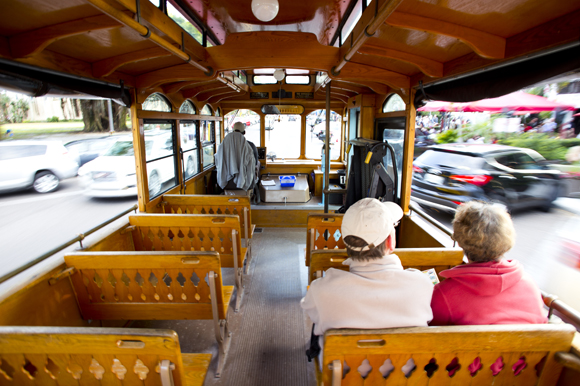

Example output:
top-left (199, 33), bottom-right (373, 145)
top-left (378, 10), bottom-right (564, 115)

top-left (181, 353), bottom-right (212, 386)
top-left (78, 303), bottom-right (215, 320)
top-left (65, 252), bottom-right (221, 270)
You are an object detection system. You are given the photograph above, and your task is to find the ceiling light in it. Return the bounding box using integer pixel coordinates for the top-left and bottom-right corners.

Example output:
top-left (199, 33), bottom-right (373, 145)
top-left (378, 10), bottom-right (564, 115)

top-left (273, 69), bottom-right (285, 81)
top-left (251, 0), bottom-right (279, 22)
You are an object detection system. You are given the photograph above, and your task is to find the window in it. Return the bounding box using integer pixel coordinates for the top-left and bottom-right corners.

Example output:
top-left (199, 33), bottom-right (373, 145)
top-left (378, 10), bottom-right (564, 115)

top-left (305, 110), bottom-right (342, 160)
top-left (200, 121), bottom-right (215, 168)
top-left (200, 104), bottom-right (212, 116)
top-left (253, 75), bottom-right (277, 85)
top-left (179, 100), bottom-right (196, 114)
top-left (0, 145), bottom-right (46, 160)
top-left (265, 114), bottom-right (301, 158)
top-left (341, 0), bottom-right (363, 43)
top-left (143, 121), bottom-right (178, 198)
top-left (143, 93), bottom-right (172, 112)
top-left (286, 75), bottom-right (310, 85)
top-left (215, 108), bottom-right (222, 146)
top-left (180, 121), bottom-right (199, 180)
top-left (383, 94), bottom-right (406, 113)
top-left (167, 1), bottom-right (203, 45)
top-left (238, 71), bottom-right (247, 84)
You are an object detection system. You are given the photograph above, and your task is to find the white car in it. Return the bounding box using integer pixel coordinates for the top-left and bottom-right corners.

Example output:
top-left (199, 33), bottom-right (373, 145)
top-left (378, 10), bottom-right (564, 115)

top-left (0, 141), bottom-right (79, 194)
top-left (78, 133), bottom-right (177, 198)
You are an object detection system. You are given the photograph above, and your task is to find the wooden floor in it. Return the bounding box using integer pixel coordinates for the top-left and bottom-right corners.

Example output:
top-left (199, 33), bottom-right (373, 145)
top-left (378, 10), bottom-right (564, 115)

top-left (132, 227), bottom-right (317, 385)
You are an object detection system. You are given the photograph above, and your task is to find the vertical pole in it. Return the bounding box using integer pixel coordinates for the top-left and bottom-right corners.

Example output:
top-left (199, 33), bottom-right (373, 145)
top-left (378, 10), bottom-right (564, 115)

top-left (107, 99), bottom-right (114, 133)
top-left (324, 81), bottom-right (331, 214)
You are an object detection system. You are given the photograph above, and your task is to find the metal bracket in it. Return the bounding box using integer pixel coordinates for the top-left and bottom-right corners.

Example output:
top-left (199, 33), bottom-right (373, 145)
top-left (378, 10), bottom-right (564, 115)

top-left (330, 66), bottom-right (341, 77)
top-left (48, 267), bottom-right (76, 286)
top-left (159, 359), bottom-right (175, 386)
top-left (330, 359), bottom-right (342, 386)
top-left (232, 229), bottom-right (244, 312)
top-left (120, 225), bottom-right (137, 235)
top-left (209, 271), bottom-right (232, 378)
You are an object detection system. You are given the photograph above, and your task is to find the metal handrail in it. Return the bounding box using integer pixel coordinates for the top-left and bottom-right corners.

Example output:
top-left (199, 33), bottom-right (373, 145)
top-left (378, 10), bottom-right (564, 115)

top-left (0, 204), bottom-right (138, 285)
top-left (542, 291), bottom-right (580, 331)
top-left (408, 201), bottom-right (455, 244)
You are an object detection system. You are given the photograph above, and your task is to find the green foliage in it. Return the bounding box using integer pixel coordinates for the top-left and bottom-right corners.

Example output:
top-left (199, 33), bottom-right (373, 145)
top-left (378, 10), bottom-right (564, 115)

top-left (436, 129), bottom-right (458, 144)
top-left (47, 116), bottom-right (59, 122)
top-left (9, 99), bottom-right (29, 123)
top-left (498, 133), bottom-right (580, 161)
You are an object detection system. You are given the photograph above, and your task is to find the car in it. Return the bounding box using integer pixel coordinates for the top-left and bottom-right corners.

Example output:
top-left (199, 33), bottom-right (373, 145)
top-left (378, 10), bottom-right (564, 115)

top-left (0, 140), bottom-right (79, 194)
top-left (78, 133), bottom-right (177, 198)
top-left (411, 144), bottom-right (563, 213)
top-left (64, 136), bottom-right (117, 166)
top-left (414, 129), bottom-right (435, 159)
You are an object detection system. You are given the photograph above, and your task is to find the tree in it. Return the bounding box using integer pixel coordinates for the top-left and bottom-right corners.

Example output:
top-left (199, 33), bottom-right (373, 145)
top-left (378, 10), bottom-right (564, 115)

top-left (9, 98), bottom-right (29, 123)
top-left (79, 99), bottom-right (129, 132)
top-left (0, 93), bottom-right (10, 123)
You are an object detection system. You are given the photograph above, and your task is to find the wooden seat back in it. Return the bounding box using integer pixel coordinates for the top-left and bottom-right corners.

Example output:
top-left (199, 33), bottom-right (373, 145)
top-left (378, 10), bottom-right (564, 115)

top-left (64, 251), bottom-right (230, 320)
top-left (306, 213), bottom-right (345, 266)
top-left (126, 214), bottom-right (244, 269)
top-left (308, 248), bottom-right (465, 284)
top-left (160, 195), bottom-right (254, 242)
top-left (0, 326), bottom-right (204, 385)
top-left (319, 324), bottom-right (576, 386)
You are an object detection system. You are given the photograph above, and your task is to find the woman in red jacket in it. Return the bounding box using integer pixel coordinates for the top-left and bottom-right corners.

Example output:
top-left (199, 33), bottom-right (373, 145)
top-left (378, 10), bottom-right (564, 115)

top-left (430, 201), bottom-right (547, 325)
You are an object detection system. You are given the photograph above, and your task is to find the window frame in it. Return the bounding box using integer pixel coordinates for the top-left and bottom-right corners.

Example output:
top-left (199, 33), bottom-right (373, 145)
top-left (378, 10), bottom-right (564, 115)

top-left (142, 119), bottom-right (179, 199)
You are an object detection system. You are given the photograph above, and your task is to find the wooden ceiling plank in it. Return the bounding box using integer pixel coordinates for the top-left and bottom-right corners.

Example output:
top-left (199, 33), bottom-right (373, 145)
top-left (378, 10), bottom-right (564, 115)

top-left (335, 61), bottom-right (410, 90)
top-left (339, 79), bottom-right (392, 95)
top-left (136, 63), bottom-right (208, 89)
top-left (209, 91), bottom-right (246, 105)
top-left (331, 81), bottom-right (371, 95)
top-left (9, 14), bottom-right (122, 59)
top-left (92, 46), bottom-right (172, 78)
top-left (164, 79), bottom-right (216, 95)
top-left (196, 86), bottom-right (231, 102)
top-left (386, 11), bottom-right (506, 59)
top-left (358, 44), bottom-right (443, 78)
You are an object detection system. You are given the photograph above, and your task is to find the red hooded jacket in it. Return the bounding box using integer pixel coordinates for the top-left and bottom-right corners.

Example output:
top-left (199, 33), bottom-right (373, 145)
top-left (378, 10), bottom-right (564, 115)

top-left (430, 260), bottom-right (547, 326)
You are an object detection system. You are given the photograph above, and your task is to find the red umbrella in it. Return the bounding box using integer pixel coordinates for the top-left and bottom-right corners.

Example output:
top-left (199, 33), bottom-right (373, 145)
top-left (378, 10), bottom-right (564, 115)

top-left (462, 91), bottom-right (575, 113)
top-left (417, 101), bottom-right (469, 112)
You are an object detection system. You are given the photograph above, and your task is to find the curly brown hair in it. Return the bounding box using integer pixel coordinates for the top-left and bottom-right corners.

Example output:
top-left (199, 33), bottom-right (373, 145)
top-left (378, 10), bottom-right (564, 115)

top-left (452, 201), bottom-right (515, 262)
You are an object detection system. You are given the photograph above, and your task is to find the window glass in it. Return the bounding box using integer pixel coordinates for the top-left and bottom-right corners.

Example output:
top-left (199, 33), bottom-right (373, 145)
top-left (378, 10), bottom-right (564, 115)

top-left (143, 94), bottom-right (172, 112)
top-left (215, 121), bottom-right (221, 146)
top-left (254, 75), bottom-right (277, 85)
top-left (200, 121), bottom-right (215, 168)
top-left (143, 121), bottom-right (177, 198)
top-left (305, 110), bottom-right (342, 160)
top-left (167, 2), bottom-right (203, 45)
top-left (225, 109), bottom-right (260, 146)
top-left (239, 71), bottom-right (247, 84)
top-left (180, 121), bottom-right (199, 180)
top-left (265, 114), bottom-right (300, 158)
top-left (179, 101), bottom-right (196, 114)
top-left (104, 141), bottom-right (134, 156)
top-left (286, 75), bottom-right (310, 85)
top-left (148, 0), bottom-right (160, 6)
top-left (383, 129), bottom-right (405, 198)
top-left (510, 153), bottom-right (540, 170)
top-left (383, 94), bottom-right (406, 113)
top-left (215, 108), bottom-right (221, 117)
top-left (417, 150), bottom-right (485, 170)
top-left (200, 104), bottom-right (212, 116)
top-left (341, 0), bottom-right (363, 43)
top-left (0, 145), bottom-right (46, 160)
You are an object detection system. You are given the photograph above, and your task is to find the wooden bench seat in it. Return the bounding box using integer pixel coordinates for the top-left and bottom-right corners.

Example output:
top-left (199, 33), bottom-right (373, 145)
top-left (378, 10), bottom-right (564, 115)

top-left (0, 326), bottom-right (211, 385)
top-left (64, 251), bottom-right (232, 378)
top-left (317, 324), bottom-right (577, 385)
top-left (84, 213), bottom-right (247, 312)
top-left (308, 248), bottom-right (465, 284)
top-left (160, 194), bottom-right (255, 273)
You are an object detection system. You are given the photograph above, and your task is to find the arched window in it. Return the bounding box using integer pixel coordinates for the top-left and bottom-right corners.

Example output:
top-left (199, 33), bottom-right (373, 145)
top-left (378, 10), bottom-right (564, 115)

top-left (142, 93), bottom-right (172, 112)
top-left (179, 100), bottom-right (196, 114)
top-left (215, 108), bottom-right (221, 117)
top-left (382, 94), bottom-right (406, 113)
top-left (200, 104), bottom-right (213, 116)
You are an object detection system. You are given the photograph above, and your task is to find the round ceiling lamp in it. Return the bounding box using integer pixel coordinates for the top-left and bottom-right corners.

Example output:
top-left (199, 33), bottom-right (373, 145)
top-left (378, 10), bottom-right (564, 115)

top-left (251, 0), bottom-right (279, 22)
top-left (273, 69), bottom-right (285, 81)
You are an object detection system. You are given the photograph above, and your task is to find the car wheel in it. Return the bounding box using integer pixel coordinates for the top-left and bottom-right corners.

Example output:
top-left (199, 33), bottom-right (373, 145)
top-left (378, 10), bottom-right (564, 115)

top-left (33, 171), bottom-right (59, 193)
top-left (148, 171), bottom-right (161, 197)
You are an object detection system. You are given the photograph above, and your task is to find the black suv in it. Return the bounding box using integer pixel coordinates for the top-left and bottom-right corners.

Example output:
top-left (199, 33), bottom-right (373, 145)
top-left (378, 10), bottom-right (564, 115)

top-left (411, 144), bottom-right (562, 213)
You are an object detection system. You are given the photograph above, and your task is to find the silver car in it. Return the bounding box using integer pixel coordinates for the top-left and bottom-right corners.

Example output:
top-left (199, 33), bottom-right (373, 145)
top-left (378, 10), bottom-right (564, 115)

top-left (0, 140), bottom-right (80, 194)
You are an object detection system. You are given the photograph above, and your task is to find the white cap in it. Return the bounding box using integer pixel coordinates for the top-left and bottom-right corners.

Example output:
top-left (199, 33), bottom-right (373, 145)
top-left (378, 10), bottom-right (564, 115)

top-left (233, 122), bottom-right (246, 134)
top-left (342, 198), bottom-right (403, 250)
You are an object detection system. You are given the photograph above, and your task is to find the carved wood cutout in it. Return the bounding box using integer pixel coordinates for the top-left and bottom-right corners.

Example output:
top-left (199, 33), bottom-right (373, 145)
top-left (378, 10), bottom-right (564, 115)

top-left (66, 362), bottom-right (83, 380)
top-left (111, 358), bottom-right (127, 380)
top-left (89, 358), bottom-right (105, 380)
top-left (134, 359), bottom-right (150, 380)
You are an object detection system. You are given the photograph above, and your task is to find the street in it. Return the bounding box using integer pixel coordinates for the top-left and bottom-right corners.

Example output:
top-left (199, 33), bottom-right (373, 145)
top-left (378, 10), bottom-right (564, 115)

top-left (0, 177), bottom-right (137, 278)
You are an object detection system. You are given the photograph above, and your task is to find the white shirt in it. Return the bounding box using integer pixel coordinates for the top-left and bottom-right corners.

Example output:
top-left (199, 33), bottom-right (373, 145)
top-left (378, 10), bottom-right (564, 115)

top-left (215, 132), bottom-right (255, 190)
top-left (301, 254), bottom-right (434, 336)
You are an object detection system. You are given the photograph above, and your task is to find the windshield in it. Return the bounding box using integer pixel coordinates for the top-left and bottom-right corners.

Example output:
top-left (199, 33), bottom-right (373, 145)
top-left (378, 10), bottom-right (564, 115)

top-left (416, 150), bottom-right (485, 170)
top-left (103, 141), bottom-right (134, 156)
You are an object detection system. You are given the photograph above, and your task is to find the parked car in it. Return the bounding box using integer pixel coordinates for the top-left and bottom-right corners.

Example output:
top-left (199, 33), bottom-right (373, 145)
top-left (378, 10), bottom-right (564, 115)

top-left (414, 130), bottom-right (435, 159)
top-left (0, 140), bottom-right (79, 194)
top-left (78, 133), bottom-right (177, 198)
top-left (411, 144), bottom-right (562, 213)
top-left (65, 136), bottom-right (117, 166)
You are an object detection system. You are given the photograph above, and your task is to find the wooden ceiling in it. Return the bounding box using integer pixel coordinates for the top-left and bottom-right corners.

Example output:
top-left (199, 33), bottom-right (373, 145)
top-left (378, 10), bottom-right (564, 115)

top-left (0, 0), bottom-right (578, 107)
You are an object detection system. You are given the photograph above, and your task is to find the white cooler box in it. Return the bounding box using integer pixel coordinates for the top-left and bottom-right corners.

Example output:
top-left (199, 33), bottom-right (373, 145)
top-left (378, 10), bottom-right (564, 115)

top-left (259, 174), bottom-right (310, 203)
